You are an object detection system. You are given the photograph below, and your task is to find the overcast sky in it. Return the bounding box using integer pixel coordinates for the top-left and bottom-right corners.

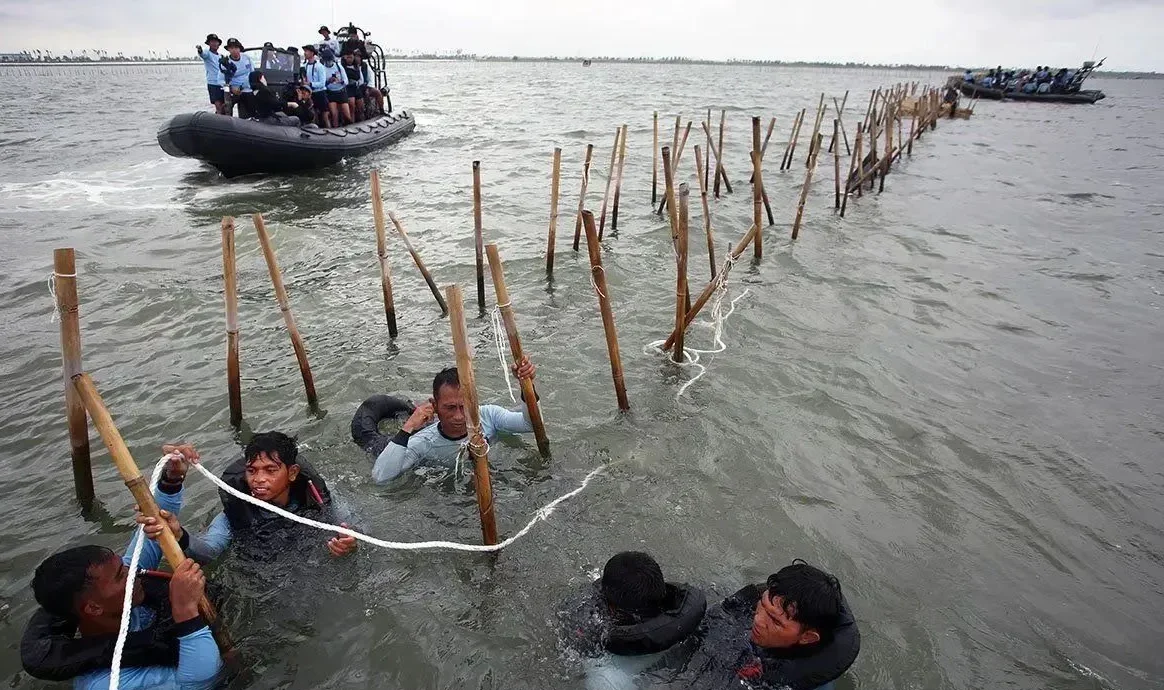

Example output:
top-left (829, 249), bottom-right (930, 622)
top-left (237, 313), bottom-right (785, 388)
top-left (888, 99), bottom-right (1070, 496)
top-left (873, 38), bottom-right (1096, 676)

top-left (1, 0), bottom-right (1161, 71)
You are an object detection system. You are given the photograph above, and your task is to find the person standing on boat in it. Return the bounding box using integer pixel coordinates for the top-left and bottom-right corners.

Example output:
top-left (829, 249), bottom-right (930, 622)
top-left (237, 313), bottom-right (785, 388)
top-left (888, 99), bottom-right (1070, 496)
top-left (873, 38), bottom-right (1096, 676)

top-left (354, 50), bottom-right (385, 116)
top-left (318, 26), bottom-right (340, 57)
top-left (195, 34), bottom-right (226, 115)
top-left (341, 51), bottom-right (362, 122)
top-left (223, 38), bottom-right (255, 118)
top-left (321, 48), bottom-right (351, 127)
top-left (370, 358), bottom-right (537, 483)
top-left (301, 45), bottom-right (331, 128)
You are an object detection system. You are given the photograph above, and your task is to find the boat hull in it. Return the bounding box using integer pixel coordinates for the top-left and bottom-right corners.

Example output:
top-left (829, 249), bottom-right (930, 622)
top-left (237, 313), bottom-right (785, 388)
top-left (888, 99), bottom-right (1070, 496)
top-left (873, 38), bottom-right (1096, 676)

top-left (957, 82), bottom-right (1105, 104)
top-left (157, 111), bottom-right (416, 176)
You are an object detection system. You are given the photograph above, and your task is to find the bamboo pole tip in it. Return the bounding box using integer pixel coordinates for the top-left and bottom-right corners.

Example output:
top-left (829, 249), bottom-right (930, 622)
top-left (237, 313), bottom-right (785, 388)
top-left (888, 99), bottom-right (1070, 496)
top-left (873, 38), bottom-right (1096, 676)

top-left (472, 160), bottom-right (480, 168)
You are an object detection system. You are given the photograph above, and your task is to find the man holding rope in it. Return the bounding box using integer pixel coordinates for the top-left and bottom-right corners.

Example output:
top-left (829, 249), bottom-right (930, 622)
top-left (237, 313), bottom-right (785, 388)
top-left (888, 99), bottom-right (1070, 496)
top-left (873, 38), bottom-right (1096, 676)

top-left (371, 357), bottom-right (537, 483)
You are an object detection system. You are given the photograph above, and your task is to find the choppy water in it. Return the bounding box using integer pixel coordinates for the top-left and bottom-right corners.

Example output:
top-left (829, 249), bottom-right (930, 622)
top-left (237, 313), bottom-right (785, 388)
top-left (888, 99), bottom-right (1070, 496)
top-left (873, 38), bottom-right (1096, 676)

top-left (1, 62), bottom-right (1162, 690)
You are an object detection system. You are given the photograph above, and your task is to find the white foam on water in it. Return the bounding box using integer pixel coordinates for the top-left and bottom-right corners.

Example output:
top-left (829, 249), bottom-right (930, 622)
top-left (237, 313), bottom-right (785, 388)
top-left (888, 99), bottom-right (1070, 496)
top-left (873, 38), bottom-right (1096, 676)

top-left (0, 160), bottom-right (187, 212)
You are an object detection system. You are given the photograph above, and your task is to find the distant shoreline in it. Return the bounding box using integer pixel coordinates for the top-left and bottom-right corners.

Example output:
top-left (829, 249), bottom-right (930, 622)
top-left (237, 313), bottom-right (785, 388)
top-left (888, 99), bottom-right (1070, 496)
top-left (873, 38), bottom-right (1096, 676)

top-left (2, 56), bottom-right (1159, 78)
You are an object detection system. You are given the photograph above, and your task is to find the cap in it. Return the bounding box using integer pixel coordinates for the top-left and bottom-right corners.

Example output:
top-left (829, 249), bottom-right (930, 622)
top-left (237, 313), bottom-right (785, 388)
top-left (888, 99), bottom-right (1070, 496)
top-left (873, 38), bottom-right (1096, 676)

top-left (301, 44), bottom-right (317, 54)
top-left (205, 33), bottom-right (221, 45)
top-left (319, 47), bottom-right (335, 61)
top-left (319, 25), bottom-right (330, 34)
top-left (225, 37), bottom-right (243, 49)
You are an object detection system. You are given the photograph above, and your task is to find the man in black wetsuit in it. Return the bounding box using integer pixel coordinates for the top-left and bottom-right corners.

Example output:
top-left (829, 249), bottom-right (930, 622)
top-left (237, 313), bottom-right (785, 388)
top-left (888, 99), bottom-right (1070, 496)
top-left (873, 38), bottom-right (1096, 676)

top-left (647, 560), bottom-right (860, 690)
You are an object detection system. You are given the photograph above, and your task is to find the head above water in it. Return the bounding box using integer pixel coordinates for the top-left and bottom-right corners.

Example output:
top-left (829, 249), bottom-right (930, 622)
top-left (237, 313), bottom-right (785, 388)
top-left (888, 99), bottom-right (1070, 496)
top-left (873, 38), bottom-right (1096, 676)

top-left (32, 545), bottom-right (142, 631)
top-left (431, 367), bottom-right (467, 438)
top-left (751, 560), bottom-right (842, 650)
top-left (601, 551), bottom-right (667, 618)
top-left (243, 431), bottom-right (301, 506)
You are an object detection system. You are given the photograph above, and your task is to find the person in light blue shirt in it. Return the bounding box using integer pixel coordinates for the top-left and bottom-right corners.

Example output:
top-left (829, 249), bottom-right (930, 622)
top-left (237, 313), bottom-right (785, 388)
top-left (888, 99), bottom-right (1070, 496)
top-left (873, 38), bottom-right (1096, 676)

top-left (317, 26), bottom-right (340, 57)
top-left (29, 453), bottom-right (222, 690)
top-left (223, 37), bottom-right (255, 118)
top-left (321, 48), bottom-right (351, 127)
top-left (195, 34), bottom-right (226, 114)
top-left (301, 45), bottom-right (331, 127)
top-left (372, 357), bottom-right (538, 483)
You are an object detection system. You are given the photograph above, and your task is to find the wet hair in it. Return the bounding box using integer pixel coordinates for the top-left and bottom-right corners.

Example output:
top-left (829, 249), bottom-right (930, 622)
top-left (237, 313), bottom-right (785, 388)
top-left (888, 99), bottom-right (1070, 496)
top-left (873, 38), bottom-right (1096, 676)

top-left (765, 560), bottom-right (842, 642)
top-left (432, 367), bottom-right (460, 400)
top-left (32, 545), bottom-right (117, 618)
top-left (601, 551), bottom-right (667, 615)
top-left (244, 431), bottom-right (299, 467)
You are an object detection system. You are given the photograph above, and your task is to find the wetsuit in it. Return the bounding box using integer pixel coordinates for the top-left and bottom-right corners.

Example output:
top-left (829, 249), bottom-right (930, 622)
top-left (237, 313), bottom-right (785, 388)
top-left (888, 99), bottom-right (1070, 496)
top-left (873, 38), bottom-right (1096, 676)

top-left (371, 403), bottom-right (533, 483)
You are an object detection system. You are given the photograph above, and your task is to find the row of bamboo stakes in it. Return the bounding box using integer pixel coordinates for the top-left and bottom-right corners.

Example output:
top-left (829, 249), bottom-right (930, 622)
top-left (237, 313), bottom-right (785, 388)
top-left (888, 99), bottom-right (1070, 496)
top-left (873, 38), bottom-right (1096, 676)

top-left (52, 83), bottom-right (967, 651)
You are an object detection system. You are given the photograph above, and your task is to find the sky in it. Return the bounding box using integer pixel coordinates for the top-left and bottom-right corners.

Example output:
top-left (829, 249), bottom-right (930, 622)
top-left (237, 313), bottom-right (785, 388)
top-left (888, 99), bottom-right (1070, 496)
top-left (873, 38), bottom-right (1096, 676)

top-left (1, 0), bottom-right (1162, 71)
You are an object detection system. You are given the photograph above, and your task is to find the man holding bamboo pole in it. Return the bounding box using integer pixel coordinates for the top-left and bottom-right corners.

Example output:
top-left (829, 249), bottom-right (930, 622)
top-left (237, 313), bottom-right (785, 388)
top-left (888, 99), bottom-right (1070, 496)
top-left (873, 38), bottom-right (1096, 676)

top-left (26, 451), bottom-right (222, 690)
top-left (370, 356), bottom-right (539, 483)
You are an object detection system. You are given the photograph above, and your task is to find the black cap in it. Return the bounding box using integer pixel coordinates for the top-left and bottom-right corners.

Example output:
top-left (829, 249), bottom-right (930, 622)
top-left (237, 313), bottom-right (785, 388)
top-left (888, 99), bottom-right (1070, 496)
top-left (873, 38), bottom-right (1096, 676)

top-left (302, 44), bottom-right (317, 54)
top-left (225, 37), bottom-right (243, 49)
top-left (319, 25), bottom-right (330, 34)
top-left (205, 33), bottom-right (221, 45)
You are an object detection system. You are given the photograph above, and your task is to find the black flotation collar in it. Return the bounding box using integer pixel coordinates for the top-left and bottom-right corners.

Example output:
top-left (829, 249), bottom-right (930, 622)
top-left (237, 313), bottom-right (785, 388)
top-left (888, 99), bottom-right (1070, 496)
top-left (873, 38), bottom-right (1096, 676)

top-left (605, 582), bottom-right (708, 656)
top-left (219, 455), bottom-right (332, 531)
top-left (350, 394), bottom-right (415, 456)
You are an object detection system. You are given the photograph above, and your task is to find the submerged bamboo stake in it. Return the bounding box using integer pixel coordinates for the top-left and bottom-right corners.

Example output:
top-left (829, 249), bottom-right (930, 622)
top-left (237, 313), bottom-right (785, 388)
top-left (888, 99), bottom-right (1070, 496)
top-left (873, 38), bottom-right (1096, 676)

top-left (791, 116), bottom-right (825, 240)
top-left (694, 144), bottom-right (716, 280)
top-left (446, 285), bottom-right (498, 545)
top-left (485, 244), bottom-right (549, 456)
top-left (749, 117), bottom-right (777, 183)
top-left (53, 248), bottom-right (93, 503)
top-left (472, 161), bottom-right (486, 312)
top-left (701, 120), bottom-right (733, 196)
top-left (833, 119), bottom-right (841, 210)
top-left (387, 211), bottom-right (449, 315)
top-left (546, 147), bottom-right (562, 275)
top-left (72, 373), bottom-right (231, 651)
top-left (598, 126), bottom-right (621, 237)
top-left (832, 96), bottom-right (852, 155)
top-left (704, 108), bottom-right (712, 192)
top-left (610, 124), bottom-right (628, 232)
top-left (662, 146), bottom-right (680, 241)
top-left (219, 220), bottom-right (242, 427)
top-left (657, 121), bottom-right (693, 215)
top-left (370, 170), bottom-right (399, 337)
top-left (806, 93), bottom-right (827, 169)
top-left (840, 124), bottom-right (863, 217)
top-left (672, 184), bottom-right (690, 362)
top-left (879, 104), bottom-right (892, 194)
top-left (779, 110), bottom-right (800, 170)
top-left (751, 117), bottom-right (763, 259)
top-left (581, 211), bottom-right (629, 411)
top-left (783, 108), bottom-right (806, 170)
top-left (662, 222), bottom-right (758, 351)
top-left (651, 111), bottom-right (659, 205)
top-left (572, 143), bottom-right (594, 251)
top-left (907, 112), bottom-right (916, 156)
top-left (253, 213), bottom-right (317, 407)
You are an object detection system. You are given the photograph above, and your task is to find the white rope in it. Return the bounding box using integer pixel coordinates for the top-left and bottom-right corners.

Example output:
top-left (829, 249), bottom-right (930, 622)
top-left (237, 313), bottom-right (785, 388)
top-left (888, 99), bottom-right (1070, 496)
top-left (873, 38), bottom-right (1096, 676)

top-left (645, 254), bottom-right (750, 398)
top-left (110, 460), bottom-right (167, 690)
top-left (490, 308), bottom-right (518, 404)
top-left (589, 265), bottom-right (607, 300)
top-left (187, 457), bottom-right (604, 552)
top-left (46, 272), bottom-right (76, 324)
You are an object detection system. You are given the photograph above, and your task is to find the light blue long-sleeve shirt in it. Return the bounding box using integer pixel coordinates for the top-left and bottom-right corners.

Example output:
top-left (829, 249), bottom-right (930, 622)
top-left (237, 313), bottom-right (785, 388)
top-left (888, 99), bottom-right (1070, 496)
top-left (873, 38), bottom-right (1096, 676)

top-left (226, 54), bottom-right (253, 92)
top-left (74, 487), bottom-right (222, 690)
top-left (303, 59), bottom-right (327, 92)
top-left (372, 404), bottom-right (533, 483)
top-left (189, 513), bottom-right (233, 562)
top-left (197, 48), bottom-right (224, 86)
top-left (324, 62), bottom-right (347, 91)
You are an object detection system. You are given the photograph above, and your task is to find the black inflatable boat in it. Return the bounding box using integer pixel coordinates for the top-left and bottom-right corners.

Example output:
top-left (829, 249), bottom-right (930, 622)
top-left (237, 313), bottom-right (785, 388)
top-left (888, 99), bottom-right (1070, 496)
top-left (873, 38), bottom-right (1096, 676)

top-left (158, 110), bottom-right (416, 176)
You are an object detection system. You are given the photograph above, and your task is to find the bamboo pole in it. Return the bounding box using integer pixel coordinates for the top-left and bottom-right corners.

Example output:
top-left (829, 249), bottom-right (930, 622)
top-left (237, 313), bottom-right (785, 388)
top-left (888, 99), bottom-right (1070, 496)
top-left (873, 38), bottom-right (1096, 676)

top-left (651, 111), bottom-right (658, 205)
top-left (751, 117), bottom-right (763, 259)
top-left (806, 93), bottom-right (827, 169)
top-left (581, 211), bottom-right (629, 411)
top-left (791, 111), bottom-right (825, 240)
top-left (672, 184), bottom-right (690, 362)
top-left (832, 96), bottom-right (852, 155)
top-left (370, 170), bottom-right (399, 337)
top-left (661, 146), bottom-right (680, 242)
top-left (472, 161), bottom-right (486, 312)
top-left (779, 110), bottom-right (800, 171)
top-left (749, 117), bottom-right (777, 183)
top-left (671, 115), bottom-right (681, 165)
top-left (704, 108), bottom-right (712, 192)
top-left (220, 220), bottom-right (242, 427)
top-left (879, 104), bottom-right (892, 194)
top-left (701, 120), bottom-right (733, 196)
top-left (445, 285), bottom-right (498, 545)
top-left (783, 108), bottom-right (807, 171)
top-left (694, 144), bottom-right (716, 280)
top-left (907, 111), bottom-right (916, 156)
top-left (714, 109), bottom-right (727, 197)
top-left (387, 211), bottom-right (449, 315)
top-left (598, 126), bottom-right (621, 237)
top-left (545, 147), bottom-right (562, 275)
top-left (572, 143), bottom-right (594, 251)
top-left (833, 119), bottom-right (841, 210)
top-left (662, 223), bottom-right (757, 351)
top-left (657, 121), bottom-right (693, 215)
top-left (252, 213), bottom-right (317, 407)
top-left (485, 244), bottom-right (549, 456)
top-left (53, 248), bottom-right (93, 503)
top-left (610, 124), bottom-right (628, 232)
top-left (840, 124), bottom-right (863, 217)
top-left (72, 373), bottom-right (231, 652)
